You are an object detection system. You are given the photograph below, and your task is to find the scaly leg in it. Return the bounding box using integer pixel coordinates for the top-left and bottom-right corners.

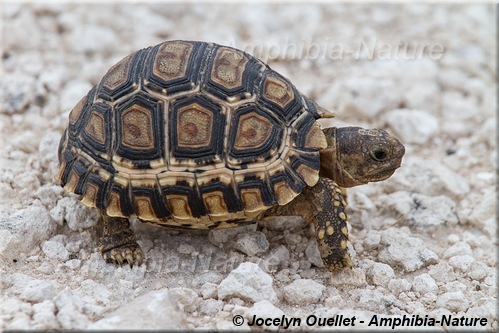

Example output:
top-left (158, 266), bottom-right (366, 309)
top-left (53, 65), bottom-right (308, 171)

top-left (265, 177), bottom-right (352, 271)
top-left (99, 210), bottom-right (144, 267)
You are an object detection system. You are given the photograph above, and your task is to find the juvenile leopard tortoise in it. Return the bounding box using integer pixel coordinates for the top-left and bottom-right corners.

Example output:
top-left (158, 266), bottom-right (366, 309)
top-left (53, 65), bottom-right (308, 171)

top-left (56, 40), bottom-right (405, 271)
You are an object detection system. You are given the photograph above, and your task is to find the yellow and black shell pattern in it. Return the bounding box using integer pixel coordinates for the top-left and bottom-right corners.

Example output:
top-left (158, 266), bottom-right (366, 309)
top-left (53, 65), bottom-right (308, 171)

top-left (56, 40), bottom-right (329, 229)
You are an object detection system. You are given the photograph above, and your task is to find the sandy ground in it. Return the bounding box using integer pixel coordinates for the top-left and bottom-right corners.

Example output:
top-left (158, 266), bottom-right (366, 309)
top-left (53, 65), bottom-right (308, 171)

top-left (0, 2), bottom-right (496, 331)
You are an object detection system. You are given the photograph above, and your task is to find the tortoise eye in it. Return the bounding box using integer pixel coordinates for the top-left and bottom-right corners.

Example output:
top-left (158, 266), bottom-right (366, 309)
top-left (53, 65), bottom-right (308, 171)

top-left (370, 148), bottom-right (387, 162)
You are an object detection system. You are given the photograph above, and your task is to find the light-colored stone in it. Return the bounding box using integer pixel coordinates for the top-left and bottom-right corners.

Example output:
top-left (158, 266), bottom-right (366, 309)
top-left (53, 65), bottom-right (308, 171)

top-left (198, 299), bottom-right (224, 315)
top-left (169, 287), bottom-right (201, 312)
top-left (32, 300), bottom-right (59, 330)
top-left (282, 279), bottom-right (326, 305)
top-left (19, 279), bottom-right (59, 303)
top-left (218, 262), bottom-right (277, 303)
top-left (380, 191), bottom-right (458, 232)
top-left (89, 289), bottom-right (186, 329)
top-left (42, 240), bottom-right (69, 261)
top-left (378, 228), bottom-right (438, 272)
top-left (385, 108), bottom-right (439, 144)
top-left (368, 262), bottom-right (395, 286)
top-left (436, 291), bottom-right (469, 313)
top-left (234, 232), bottom-right (269, 257)
top-left (412, 273), bottom-right (438, 294)
top-left (244, 301), bottom-right (284, 331)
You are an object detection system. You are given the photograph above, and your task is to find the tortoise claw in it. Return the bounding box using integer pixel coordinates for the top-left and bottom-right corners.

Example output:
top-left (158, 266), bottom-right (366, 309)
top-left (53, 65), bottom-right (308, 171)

top-left (102, 244), bottom-right (145, 268)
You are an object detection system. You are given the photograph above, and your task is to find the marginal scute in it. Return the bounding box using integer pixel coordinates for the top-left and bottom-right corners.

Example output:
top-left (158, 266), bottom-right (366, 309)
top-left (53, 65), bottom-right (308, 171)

top-left (167, 195), bottom-right (192, 219)
top-left (304, 122), bottom-right (327, 149)
top-left (134, 196), bottom-right (156, 220)
top-left (80, 182), bottom-right (99, 207)
top-left (102, 54), bottom-right (133, 91)
top-left (69, 95), bottom-right (86, 125)
top-left (84, 111), bottom-right (106, 145)
top-left (202, 191), bottom-right (228, 216)
top-left (273, 180), bottom-right (297, 205)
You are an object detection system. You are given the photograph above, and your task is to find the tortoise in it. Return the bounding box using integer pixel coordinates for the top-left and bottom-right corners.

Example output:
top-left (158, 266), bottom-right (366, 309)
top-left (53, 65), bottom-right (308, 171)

top-left (56, 40), bottom-right (405, 271)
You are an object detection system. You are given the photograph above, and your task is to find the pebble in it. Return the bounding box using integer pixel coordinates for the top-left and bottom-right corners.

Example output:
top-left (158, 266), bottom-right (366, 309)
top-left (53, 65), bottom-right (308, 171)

top-left (443, 242), bottom-right (472, 258)
top-left (54, 288), bottom-right (90, 329)
top-left (387, 279), bottom-right (412, 295)
top-left (264, 245), bottom-right (290, 271)
top-left (198, 299), bottom-right (224, 315)
top-left (436, 291), bottom-right (469, 313)
top-left (19, 279), bottom-right (59, 303)
top-left (378, 228), bottom-right (439, 272)
top-left (321, 77), bottom-right (401, 118)
top-left (412, 273), bottom-right (438, 294)
top-left (200, 283), bottom-right (219, 299)
top-left (42, 240), bottom-right (69, 261)
top-left (367, 262), bottom-right (395, 286)
top-left (233, 231), bottom-right (270, 257)
top-left (52, 197), bottom-right (100, 231)
top-left (32, 300), bottom-right (59, 329)
top-left (448, 255), bottom-right (475, 272)
top-left (380, 191), bottom-right (458, 232)
top-left (282, 279), bottom-right (326, 305)
top-left (467, 261), bottom-right (490, 281)
top-left (218, 262), bottom-right (277, 303)
top-left (387, 156), bottom-right (470, 199)
top-left (244, 301), bottom-right (284, 331)
top-left (0, 206), bottom-right (57, 261)
top-left (89, 289), bottom-right (186, 329)
top-left (169, 287), bottom-right (201, 312)
top-left (385, 108), bottom-right (439, 144)
top-left (305, 239), bottom-right (324, 267)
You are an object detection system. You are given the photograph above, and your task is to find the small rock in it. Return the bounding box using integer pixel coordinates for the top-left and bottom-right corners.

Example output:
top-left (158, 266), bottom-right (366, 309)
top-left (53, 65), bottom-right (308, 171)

top-left (198, 299), bottom-right (224, 315)
top-left (368, 262), bottom-right (395, 286)
top-left (191, 271), bottom-right (224, 288)
top-left (378, 228), bottom-right (438, 272)
top-left (320, 77), bottom-right (401, 118)
top-left (412, 273), bottom-right (438, 294)
top-left (79, 280), bottom-right (112, 306)
top-left (209, 224), bottom-right (257, 245)
top-left (52, 197), bottom-right (99, 231)
top-left (200, 283), bottom-right (218, 299)
top-left (380, 191), bottom-right (458, 232)
top-left (244, 301), bottom-right (284, 331)
top-left (282, 279), bottom-right (325, 305)
top-left (436, 291), bottom-right (469, 312)
top-left (264, 245), bottom-right (290, 271)
top-left (20, 279), bottom-right (59, 303)
top-left (385, 108), bottom-right (439, 144)
top-left (218, 262), bottom-right (277, 303)
top-left (387, 279), bottom-right (412, 295)
top-left (32, 300), bottom-right (59, 329)
top-left (54, 288), bottom-right (90, 329)
top-left (387, 156), bottom-right (470, 199)
top-left (42, 240), bottom-right (69, 261)
top-left (448, 255), bottom-right (475, 272)
top-left (234, 232), bottom-right (269, 257)
top-left (305, 239), bottom-right (324, 267)
top-left (443, 242), bottom-right (472, 258)
top-left (328, 267), bottom-right (367, 288)
top-left (88, 288), bottom-right (186, 329)
top-left (169, 287), bottom-right (201, 312)
top-left (467, 261), bottom-right (489, 281)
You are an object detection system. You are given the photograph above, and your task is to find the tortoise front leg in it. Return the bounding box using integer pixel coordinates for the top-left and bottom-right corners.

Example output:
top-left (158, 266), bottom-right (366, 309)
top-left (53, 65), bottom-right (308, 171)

top-left (98, 210), bottom-right (144, 267)
top-left (266, 177), bottom-right (352, 271)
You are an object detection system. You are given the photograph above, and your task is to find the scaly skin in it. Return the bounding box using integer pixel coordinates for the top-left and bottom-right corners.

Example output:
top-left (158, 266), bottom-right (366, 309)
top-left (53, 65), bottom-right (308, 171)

top-left (99, 211), bottom-right (144, 267)
top-left (265, 177), bottom-right (352, 271)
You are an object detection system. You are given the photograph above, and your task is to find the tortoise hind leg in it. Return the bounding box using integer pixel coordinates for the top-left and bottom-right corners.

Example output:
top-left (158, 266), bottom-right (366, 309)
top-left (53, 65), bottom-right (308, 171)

top-left (98, 210), bottom-right (144, 267)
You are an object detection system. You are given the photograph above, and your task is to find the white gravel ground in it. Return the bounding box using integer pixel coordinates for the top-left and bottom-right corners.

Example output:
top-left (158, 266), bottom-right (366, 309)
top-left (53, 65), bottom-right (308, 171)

top-left (0, 2), bottom-right (496, 331)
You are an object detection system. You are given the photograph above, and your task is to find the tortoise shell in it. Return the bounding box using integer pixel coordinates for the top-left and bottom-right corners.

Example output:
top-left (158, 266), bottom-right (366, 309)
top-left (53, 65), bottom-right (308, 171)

top-left (56, 40), bottom-right (331, 229)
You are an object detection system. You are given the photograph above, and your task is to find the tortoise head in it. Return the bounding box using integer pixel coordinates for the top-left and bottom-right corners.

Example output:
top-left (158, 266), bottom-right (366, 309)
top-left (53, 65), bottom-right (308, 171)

top-left (319, 127), bottom-right (405, 187)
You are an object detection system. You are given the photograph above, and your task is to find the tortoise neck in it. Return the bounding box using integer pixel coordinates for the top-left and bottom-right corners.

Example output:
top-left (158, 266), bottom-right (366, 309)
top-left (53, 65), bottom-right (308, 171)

top-left (319, 127), bottom-right (364, 188)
